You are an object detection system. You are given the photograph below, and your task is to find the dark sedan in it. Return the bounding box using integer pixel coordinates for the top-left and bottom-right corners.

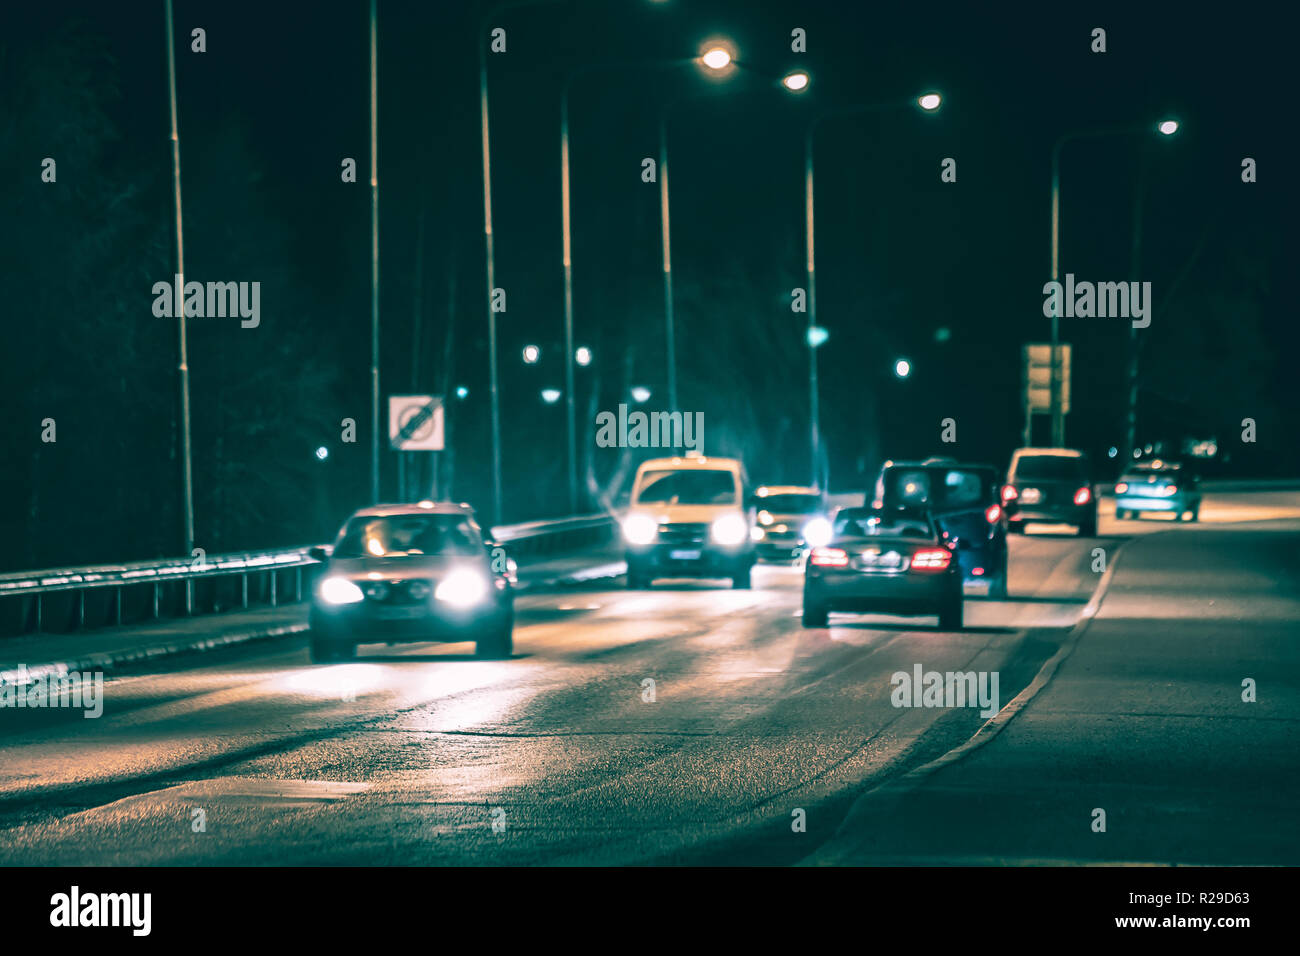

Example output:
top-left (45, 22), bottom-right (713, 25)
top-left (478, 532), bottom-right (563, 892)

top-left (802, 507), bottom-right (963, 630)
top-left (307, 502), bottom-right (515, 663)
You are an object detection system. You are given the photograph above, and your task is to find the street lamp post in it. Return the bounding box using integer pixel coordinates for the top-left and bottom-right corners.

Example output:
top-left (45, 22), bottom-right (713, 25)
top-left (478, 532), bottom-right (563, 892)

top-left (659, 109), bottom-right (677, 415)
top-left (1048, 119), bottom-right (1177, 448)
top-left (558, 54), bottom-right (719, 510)
top-left (560, 89), bottom-right (577, 512)
top-left (163, 0), bottom-right (193, 554)
top-left (479, 0), bottom-right (564, 526)
top-left (656, 56), bottom-right (807, 420)
top-left (804, 92), bottom-right (941, 488)
top-left (369, 0), bottom-right (380, 503)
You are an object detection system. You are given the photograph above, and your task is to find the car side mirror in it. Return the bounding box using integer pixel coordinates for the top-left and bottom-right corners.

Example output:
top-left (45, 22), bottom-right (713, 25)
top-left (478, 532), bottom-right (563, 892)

top-left (308, 546), bottom-right (328, 562)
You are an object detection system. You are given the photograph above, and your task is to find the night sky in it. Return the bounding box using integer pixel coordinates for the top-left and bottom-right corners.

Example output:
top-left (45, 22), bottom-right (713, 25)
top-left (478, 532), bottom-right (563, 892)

top-left (1, 0), bottom-right (1293, 566)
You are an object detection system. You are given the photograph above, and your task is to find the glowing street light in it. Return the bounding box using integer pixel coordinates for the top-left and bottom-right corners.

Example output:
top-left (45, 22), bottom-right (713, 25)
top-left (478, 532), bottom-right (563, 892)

top-left (455, 385), bottom-right (469, 399)
top-left (631, 386), bottom-right (651, 403)
top-left (1157, 119), bottom-right (1179, 136)
top-left (782, 71), bottom-right (810, 92)
top-left (315, 446), bottom-right (329, 461)
top-left (806, 326), bottom-right (829, 348)
top-left (894, 359), bottom-right (912, 379)
top-left (541, 388), bottom-right (562, 404)
top-left (701, 46), bottom-right (732, 71)
top-left (918, 92), bottom-right (942, 111)
top-left (575, 346), bottom-right (592, 367)
top-left (522, 344), bottom-right (541, 364)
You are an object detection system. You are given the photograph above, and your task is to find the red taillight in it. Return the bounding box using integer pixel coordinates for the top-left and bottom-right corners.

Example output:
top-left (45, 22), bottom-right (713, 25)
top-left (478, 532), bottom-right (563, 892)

top-left (1114, 482), bottom-right (1129, 494)
top-left (1001, 484), bottom-right (1018, 503)
top-left (810, 547), bottom-right (850, 567)
top-left (1074, 487), bottom-right (1092, 505)
top-left (911, 547), bottom-right (952, 572)
top-left (985, 504), bottom-right (1002, 524)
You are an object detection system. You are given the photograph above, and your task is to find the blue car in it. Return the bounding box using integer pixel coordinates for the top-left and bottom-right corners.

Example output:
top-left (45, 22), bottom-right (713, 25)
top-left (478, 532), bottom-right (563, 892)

top-left (1114, 459), bottom-right (1202, 521)
top-left (869, 458), bottom-right (1008, 598)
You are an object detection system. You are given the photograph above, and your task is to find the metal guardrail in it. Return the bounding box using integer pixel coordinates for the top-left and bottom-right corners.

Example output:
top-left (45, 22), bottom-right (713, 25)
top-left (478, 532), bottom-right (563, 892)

top-left (0, 513), bottom-right (616, 639)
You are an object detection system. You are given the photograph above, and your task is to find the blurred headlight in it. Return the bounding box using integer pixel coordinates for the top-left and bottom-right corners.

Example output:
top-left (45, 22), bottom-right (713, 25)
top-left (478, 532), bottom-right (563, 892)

top-left (803, 517), bottom-right (833, 548)
top-left (622, 514), bottom-right (658, 546)
top-left (435, 569), bottom-right (489, 607)
top-left (710, 513), bottom-right (749, 547)
top-left (751, 525), bottom-right (766, 541)
top-left (320, 576), bottom-right (364, 605)
top-left (757, 510), bottom-right (774, 525)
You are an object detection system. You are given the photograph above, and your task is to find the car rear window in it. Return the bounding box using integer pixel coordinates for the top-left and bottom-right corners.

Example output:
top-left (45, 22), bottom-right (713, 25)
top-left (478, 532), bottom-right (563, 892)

top-left (879, 467), bottom-right (992, 510)
top-left (1011, 455), bottom-right (1088, 481)
top-left (835, 509), bottom-right (934, 539)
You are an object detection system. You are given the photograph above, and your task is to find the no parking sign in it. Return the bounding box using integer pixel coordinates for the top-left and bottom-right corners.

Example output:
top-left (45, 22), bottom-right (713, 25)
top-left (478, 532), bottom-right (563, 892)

top-left (388, 395), bottom-right (444, 450)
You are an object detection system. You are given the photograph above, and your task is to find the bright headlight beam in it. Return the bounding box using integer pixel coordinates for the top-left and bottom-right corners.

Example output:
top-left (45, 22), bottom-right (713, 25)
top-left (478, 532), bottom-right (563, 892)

top-left (320, 576), bottom-right (364, 605)
top-left (435, 570), bottom-right (489, 607)
top-left (710, 513), bottom-right (748, 547)
top-left (803, 517), bottom-right (833, 548)
top-left (622, 514), bottom-right (658, 546)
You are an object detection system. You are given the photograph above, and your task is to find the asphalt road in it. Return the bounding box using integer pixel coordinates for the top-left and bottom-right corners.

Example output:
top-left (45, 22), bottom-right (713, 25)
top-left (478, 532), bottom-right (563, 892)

top-left (0, 491), bottom-right (1296, 865)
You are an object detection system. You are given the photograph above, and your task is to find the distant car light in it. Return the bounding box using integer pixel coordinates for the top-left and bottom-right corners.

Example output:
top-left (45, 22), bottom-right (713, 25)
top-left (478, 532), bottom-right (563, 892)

top-left (320, 576), bottom-right (364, 605)
top-left (1001, 485), bottom-right (1018, 503)
top-left (803, 517), bottom-right (833, 548)
top-left (1114, 482), bottom-right (1129, 494)
top-left (985, 504), bottom-right (1002, 524)
top-left (757, 510), bottom-right (774, 525)
top-left (622, 514), bottom-right (658, 546)
top-left (1074, 487), bottom-right (1092, 505)
top-left (710, 513), bottom-right (749, 547)
top-left (435, 569), bottom-right (489, 607)
top-left (750, 526), bottom-right (765, 542)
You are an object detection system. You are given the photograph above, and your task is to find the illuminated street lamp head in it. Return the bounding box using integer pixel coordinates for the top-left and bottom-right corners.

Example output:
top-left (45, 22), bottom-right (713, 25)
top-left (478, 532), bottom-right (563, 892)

top-left (575, 346), bottom-right (593, 366)
top-left (522, 344), bottom-right (541, 364)
top-left (1157, 119), bottom-right (1179, 136)
top-left (540, 388), bottom-right (562, 405)
top-left (782, 71), bottom-right (810, 92)
top-left (918, 92), bottom-right (942, 112)
top-left (701, 46), bottom-right (732, 71)
top-left (894, 359), bottom-right (912, 379)
top-left (630, 386), bottom-right (652, 403)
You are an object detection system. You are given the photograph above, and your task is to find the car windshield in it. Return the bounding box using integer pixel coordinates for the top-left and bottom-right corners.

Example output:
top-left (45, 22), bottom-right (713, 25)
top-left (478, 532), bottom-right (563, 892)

top-left (635, 469), bottom-right (739, 505)
top-left (334, 514), bottom-right (480, 558)
top-left (1012, 455), bottom-right (1088, 481)
top-left (880, 468), bottom-right (991, 510)
top-left (758, 493), bottom-right (822, 514)
top-left (835, 509), bottom-right (933, 539)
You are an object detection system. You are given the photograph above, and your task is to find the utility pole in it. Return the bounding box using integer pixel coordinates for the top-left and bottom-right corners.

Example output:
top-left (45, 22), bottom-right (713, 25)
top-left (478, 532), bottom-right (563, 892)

top-left (164, 0), bottom-right (194, 555)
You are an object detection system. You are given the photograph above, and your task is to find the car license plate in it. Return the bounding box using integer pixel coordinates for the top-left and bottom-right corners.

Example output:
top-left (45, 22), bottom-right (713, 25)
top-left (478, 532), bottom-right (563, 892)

top-left (669, 549), bottom-right (702, 560)
top-left (859, 550), bottom-right (902, 570)
top-left (375, 605), bottom-right (426, 620)
top-left (1020, 487), bottom-right (1042, 504)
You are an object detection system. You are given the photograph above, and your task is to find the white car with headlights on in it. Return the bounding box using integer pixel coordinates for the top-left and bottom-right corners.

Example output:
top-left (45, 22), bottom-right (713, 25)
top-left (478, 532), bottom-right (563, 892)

top-left (622, 453), bottom-right (757, 589)
top-left (307, 502), bottom-right (515, 663)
